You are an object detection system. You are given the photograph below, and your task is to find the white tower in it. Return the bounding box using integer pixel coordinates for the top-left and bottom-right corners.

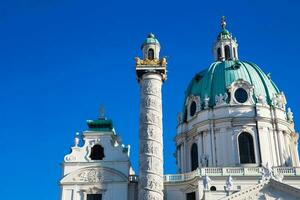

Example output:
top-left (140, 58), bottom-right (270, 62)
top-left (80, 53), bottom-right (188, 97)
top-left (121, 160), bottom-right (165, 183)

top-left (213, 16), bottom-right (239, 61)
top-left (135, 33), bottom-right (167, 200)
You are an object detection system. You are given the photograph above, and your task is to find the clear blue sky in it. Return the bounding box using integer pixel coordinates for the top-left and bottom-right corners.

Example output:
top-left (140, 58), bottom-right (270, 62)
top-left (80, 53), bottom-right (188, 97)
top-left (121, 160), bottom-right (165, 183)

top-left (0, 0), bottom-right (299, 199)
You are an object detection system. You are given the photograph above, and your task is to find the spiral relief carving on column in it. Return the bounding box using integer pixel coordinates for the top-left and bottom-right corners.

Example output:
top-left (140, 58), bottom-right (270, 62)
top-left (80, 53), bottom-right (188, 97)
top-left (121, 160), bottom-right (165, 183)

top-left (138, 74), bottom-right (164, 200)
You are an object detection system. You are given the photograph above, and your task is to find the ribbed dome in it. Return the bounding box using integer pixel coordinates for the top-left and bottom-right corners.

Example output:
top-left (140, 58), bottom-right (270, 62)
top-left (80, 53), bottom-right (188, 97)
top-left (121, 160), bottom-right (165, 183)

top-left (183, 60), bottom-right (280, 110)
top-left (141, 33), bottom-right (160, 49)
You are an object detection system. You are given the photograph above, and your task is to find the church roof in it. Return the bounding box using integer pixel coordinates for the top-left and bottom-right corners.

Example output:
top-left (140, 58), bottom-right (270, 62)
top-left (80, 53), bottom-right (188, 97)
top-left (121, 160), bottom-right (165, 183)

top-left (183, 60), bottom-right (280, 110)
top-left (87, 117), bottom-right (113, 132)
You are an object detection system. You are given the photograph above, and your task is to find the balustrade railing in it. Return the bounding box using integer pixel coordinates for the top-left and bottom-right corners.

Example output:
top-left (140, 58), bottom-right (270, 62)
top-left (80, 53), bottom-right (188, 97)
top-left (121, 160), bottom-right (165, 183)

top-left (162, 167), bottom-right (300, 183)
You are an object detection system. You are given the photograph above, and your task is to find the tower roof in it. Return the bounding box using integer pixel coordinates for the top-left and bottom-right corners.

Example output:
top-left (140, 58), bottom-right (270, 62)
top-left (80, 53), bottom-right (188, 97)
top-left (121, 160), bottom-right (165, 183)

top-left (217, 16), bottom-right (233, 40)
top-left (141, 33), bottom-right (160, 49)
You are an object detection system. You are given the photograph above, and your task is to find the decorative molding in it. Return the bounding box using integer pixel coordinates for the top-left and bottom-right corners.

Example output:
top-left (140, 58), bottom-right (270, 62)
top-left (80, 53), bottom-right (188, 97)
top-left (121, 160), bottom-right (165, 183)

top-left (60, 166), bottom-right (128, 184)
top-left (228, 79), bottom-right (255, 105)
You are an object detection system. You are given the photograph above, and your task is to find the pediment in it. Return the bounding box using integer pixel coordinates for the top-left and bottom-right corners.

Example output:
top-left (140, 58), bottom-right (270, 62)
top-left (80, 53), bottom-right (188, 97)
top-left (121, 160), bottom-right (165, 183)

top-left (223, 179), bottom-right (300, 200)
top-left (60, 166), bottom-right (128, 184)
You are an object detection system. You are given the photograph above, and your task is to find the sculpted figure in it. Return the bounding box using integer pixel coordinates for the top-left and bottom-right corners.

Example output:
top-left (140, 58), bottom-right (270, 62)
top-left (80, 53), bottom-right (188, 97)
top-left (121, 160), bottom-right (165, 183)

top-left (74, 132), bottom-right (80, 147)
top-left (287, 108), bottom-right (294, 122)
top-left (215, 93), bottom-right (228, 105)
top-left (200, 154), bottom-right (209, 167)
top-left (135, 57), bottom-right (141, 65)
top-left (257, 94), bottom-right (265, 105)
top-left (204, 95), bottom-right (210, 109)
top-left (203, 175), bottom-right (211, 190)
top-left (272, 95), bottom-right (278, 108)
top-left (161, 57), bottom-right (167, 65)
top-left (225, 176), bottom-right (233, 191)
top-left (261, 162), bottom-right (273, 181)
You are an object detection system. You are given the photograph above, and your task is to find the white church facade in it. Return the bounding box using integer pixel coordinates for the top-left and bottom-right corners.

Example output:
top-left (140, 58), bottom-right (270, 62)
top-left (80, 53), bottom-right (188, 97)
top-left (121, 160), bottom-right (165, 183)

top-left (59, 17), bottom-right (300, 200)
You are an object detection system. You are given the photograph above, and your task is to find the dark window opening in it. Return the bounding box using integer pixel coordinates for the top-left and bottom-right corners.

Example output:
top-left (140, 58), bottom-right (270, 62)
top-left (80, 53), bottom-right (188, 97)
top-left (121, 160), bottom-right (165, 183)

top-left (87, 194), bottom-right (102, 200)
top-left (210, 186), bottom-right (217, 191)
top-left (225, 45), bottom-right (231, 60)
top-left (238, 132), bottom-right (255, 164)
top-left (234, 88), bottom-right (248, 103)
top-left (148, 48), bottom-right (154, 60)
top-left (217, 47), bottom-right (222, 60)
top-left (90, 144), bottom-right (105, 160)
top-left (190, 101), bottom-right (197, 117)
top-left (183, 108), bottom-right (188, 123)
top-left (186, 192), bottom-right (196, 200)
top-left (191, 143), bottom-right (198, 171)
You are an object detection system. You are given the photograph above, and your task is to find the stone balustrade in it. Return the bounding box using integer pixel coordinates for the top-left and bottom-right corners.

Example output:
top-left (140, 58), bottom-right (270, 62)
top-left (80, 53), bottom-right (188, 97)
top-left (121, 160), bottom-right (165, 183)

top-left (161, 167), bottom-right (300, 183)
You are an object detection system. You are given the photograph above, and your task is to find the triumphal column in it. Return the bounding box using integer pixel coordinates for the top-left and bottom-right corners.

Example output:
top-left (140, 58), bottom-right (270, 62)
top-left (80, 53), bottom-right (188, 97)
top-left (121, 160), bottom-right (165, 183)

top-left (135, 33), bottom-right (167, 200)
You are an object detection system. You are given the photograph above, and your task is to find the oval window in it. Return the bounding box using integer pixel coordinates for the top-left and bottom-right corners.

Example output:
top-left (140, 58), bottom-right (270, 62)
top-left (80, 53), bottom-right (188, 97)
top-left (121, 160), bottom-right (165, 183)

top-left (235, 88), bottom-right (248, 103)
top-left (190, 101), bottom-right (197, 117)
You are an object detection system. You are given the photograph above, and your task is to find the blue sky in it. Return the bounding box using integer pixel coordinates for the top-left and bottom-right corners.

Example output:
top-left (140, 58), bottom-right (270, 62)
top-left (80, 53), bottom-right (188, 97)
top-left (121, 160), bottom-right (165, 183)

top-left (0, 0), bottom-right (299, 199)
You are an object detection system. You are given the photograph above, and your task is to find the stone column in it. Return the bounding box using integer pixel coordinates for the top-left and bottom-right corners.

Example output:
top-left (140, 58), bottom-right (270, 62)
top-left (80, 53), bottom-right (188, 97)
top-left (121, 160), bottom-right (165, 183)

top-left (138, 73), bottom-right (164, 200)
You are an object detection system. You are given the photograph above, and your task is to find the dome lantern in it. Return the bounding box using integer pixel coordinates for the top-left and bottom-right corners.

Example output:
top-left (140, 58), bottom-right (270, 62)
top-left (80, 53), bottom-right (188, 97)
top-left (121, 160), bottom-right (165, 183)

top-left (141, 33), bottom-right (161, 60)
top-left (213, 16), bottom-right (239, 61)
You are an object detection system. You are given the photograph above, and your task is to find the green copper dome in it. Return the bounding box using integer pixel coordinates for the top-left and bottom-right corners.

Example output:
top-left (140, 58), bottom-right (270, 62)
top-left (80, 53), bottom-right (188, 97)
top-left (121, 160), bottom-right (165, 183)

top-left (183, 60), bottom-right (280, 111)
top-left (141, 33), bottom-right (160, 49)
top-left (218, 28), bottom-right (232, 40)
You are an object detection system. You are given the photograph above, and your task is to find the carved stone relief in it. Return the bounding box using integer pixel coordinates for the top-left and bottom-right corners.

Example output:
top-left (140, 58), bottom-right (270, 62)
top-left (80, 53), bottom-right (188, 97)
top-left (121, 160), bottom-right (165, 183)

top-left (74, 169), bottom-right (103, 183)
top-left (143, 96), bottom-right (162, 110)
top-left (139, 74), bottom-right (164, 200)
top-left (139, 125), bottom-right (162, 140)
top-left (140, 174), bottom-right (163, 191)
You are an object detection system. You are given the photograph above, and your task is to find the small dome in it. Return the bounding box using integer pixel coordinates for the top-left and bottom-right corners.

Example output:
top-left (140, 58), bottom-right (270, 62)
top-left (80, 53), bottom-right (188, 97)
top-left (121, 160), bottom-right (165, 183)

top-left (217, 28), bottom-right (232, 40)
top-left (141, 33), bottom-right (160, 49)
top-left (183, 60), bottom-right (280, 111)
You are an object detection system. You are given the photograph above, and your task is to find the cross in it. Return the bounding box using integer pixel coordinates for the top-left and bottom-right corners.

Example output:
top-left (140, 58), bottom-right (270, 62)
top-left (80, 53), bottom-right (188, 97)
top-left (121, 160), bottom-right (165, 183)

top-left (221, 16), bottom-right (227, 29)
top-left (99, 106), bottom-right (105, 118)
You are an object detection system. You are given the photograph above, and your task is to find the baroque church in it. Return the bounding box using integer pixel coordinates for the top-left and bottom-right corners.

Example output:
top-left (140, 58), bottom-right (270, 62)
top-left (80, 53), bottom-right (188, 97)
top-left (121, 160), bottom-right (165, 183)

top-left (59, 17), bottom-right (300, 200)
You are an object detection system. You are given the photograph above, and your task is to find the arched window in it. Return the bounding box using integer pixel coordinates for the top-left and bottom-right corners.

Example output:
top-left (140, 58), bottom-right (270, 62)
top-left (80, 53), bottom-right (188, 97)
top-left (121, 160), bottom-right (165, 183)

top-left (238, 132), bottom-right (255, 164)
top-left (210, 186), bottom-right (217, 191)
top-left (217, 47), bottom-right (222, 60)
top-left (191, 143), bottom-right (198, 171)
top-left (90, 144), bottom-right (105, 160)
top-left (190, 101), bottom-right (197, 117)
top-left (148, 48), bottom-right (154, 60)
top-left (225, 45), bottom-right (231, 60)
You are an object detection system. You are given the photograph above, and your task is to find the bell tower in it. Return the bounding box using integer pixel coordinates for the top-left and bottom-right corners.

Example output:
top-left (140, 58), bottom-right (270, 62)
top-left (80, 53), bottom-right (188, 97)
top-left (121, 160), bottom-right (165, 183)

top-left (135, 33), bottom-right (167, 200)
top-left (213, 16), bottom-right (239, 61)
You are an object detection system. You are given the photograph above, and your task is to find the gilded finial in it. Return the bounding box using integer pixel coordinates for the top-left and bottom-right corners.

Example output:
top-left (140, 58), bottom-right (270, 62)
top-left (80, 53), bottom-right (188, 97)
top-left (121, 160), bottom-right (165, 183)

top-left (221, 16), bottom-right (227, 29)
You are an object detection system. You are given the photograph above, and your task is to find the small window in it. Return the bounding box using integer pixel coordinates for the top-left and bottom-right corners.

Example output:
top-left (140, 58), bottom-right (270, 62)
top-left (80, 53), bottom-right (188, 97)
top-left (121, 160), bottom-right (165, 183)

top-left (191, 143), bottom-right (198, 171)
top-left (87, 194), bottom-right (102, 200)
top-left (210, 186), bottom-right (217, 191)
top-left (238, 132), bottom-right (255, 164)
top-left (90, 144), bottom-right (105, 160)
top-left (234, 88), bottom-right (248, 103)
top-left (190, 101), bottom-right (197, 117)
top-left (186, 192), bottom-right (196, 200)
top-left (183, 108), bottom-right (188, 122)
top-left (225, 45), bottom-right (231, 60)
top-left (148, 48), bottom-right (154, 60)
top-left (217, 47), bottom-right (222, 60)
